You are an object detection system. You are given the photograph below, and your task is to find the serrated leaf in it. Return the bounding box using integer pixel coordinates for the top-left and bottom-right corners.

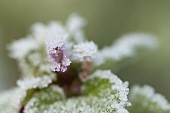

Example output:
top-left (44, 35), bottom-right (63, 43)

top-left (24, 85), bottom-right (65, 113)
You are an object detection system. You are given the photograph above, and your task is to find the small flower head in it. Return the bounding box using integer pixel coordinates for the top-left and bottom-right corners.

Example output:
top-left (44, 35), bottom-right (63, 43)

top-left (45, 35), bottom-right (71, 72)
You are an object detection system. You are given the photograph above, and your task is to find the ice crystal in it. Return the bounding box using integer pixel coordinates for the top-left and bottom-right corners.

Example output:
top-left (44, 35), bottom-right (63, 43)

top-left (129, 85), bottom-right (170, 113)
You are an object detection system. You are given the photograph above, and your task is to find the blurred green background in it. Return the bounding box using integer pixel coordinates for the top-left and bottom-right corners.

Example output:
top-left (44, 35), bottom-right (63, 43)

top-left (0, 0), bottom-right (169, 98)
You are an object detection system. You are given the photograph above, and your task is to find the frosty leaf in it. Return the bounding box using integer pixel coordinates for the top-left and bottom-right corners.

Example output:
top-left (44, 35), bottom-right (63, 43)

top-left (8, 36), bottom-right (38, 60)
top-left (83, 70), bottom-right (130, 113)
top-left (8, 35), bottom-right (51, 78)
top-left (24, 85), bottom-right (65, 113)
top-left (40, 96), bottom-right (129, 113)
top-left (17, 75), bottom-right (56, 90)
top-left (129, 85), bottom-right (170, 113)
top-left (23, 49), bottom-right (51, 77)
top-left (26, 95), bottom-right (106, 113)
top-left (25, 94), bottom-right (127, 113)
top-left (0, 88), bottom-right (26, 113)
top-left (95, 33), bottom-right (158, 66)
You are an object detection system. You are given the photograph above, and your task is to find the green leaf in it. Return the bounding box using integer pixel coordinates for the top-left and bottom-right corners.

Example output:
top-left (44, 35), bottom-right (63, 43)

top-left (82, 70), bottom-right (130, 113)
top-left (24, 85), bottom-right (65, 113)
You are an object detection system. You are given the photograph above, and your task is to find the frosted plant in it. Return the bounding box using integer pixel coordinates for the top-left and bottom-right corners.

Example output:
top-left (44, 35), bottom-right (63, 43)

top-left (0, 13), bottom-right (168, 113)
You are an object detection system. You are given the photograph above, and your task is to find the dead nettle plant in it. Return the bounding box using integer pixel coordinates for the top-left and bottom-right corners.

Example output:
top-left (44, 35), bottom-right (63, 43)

top-left (0, 13), bottom-right (169, 113)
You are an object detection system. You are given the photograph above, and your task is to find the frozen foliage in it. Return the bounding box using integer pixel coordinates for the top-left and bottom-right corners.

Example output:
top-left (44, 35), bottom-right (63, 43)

top-left (129, 85), bottom-right (170, 113)
top-left (8, 36), bottom-right (38, 59)
top-left (87, 70), bottom-right (130, 106)
top-left (84, 70), bottom-right (130, 113)
top-left (0, 13), bottom-right (165, 113)
top-left (26, 97), bottom-right (128, 113)
top-left (24, 85), bottom-right (65, 113)
top-left (24, 70), bottom-right (129, 113)
top-left (95, 33), bottom-right (158, 66)
top-left (17, 75), bottom-right (56, 90)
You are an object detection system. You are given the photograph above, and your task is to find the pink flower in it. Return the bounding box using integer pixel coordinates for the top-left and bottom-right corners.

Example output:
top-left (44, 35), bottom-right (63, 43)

top-left (46, 35), bottom-right (71, 72)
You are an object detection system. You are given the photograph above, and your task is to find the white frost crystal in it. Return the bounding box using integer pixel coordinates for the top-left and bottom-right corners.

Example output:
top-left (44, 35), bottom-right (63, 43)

top-left (17, 75), bottom-right (56, 90)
